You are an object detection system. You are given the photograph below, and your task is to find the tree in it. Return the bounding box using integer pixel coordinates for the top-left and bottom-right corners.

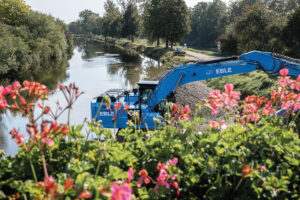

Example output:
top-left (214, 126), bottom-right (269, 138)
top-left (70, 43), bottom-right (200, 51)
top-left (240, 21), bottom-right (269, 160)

top-left (283, 6), bottom-right (300, 57)
top-left (185, 0), bottom-right (229, 48)
top-left (160, 0), bottom-right (190, 49)
top-left (233, 2), bottom-right (286, 53)
top-left (79, 10), bottom-right (101, 34)
top-left (143, 0), bottom-right (163, 46)
top-left (102, 0), bottom-right (122, 38)
top-left (122, 2), bottom-right (140, 42)
top-left (0, 0), bottom-right (30, 26)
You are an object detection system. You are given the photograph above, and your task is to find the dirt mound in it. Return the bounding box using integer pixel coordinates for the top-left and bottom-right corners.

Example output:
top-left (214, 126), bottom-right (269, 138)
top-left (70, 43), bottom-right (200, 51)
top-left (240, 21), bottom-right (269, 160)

top-left (153, 70), bottom-right (234, 131)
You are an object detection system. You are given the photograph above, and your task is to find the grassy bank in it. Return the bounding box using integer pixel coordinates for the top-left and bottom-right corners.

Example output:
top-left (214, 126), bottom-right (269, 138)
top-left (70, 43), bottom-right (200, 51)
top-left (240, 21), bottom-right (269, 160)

top-left (74, 35), bottom-right (189, 67)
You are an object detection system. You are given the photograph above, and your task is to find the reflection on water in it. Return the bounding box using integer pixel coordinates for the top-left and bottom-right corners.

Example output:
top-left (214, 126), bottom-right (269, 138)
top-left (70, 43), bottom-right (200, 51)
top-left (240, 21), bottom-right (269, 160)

top-left (0, 39), bottom-right (168, 155)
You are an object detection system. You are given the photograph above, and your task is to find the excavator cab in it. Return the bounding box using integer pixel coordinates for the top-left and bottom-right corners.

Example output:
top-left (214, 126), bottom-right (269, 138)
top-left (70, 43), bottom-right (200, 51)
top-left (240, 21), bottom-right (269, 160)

top-left (137, 81), bottom-right (158, 104)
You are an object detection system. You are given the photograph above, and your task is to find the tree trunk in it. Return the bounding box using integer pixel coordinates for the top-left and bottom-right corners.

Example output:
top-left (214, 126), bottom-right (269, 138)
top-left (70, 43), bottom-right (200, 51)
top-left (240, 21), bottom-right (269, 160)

top-left (131, 35), bottom-right (134, 42)
top-left (157, 38), bottom-right (160, 46)
top-left (171, 41), bottom-right (173, 50)
top-left (166, 40), bottom-right (169, 49)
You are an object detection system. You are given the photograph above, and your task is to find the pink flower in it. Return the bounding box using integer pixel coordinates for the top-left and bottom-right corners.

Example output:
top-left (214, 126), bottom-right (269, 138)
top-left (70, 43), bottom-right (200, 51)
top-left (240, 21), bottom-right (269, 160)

top-left (41, 176), bottom-right (57, 195)
top-left (0, 98), bottom-right (7, 109)
top-left (13, 81), bottom-right (21, 89)
top-left (14, 134), bottom-right (25, 146)
top-left (124, 104), bottom-right (130, 111)
top-left (114, 102), bottom-right (123, 111)
top-left (209, 121), bottom-right (224, 130)
top-left (0, 85), bottom-right (11, 96)
top-left (64, 178), bottom-right (74, 191)
top-left (157, 169), bottom-right (168, 182)
top-left (111, 183), bottom-right (132, 200)
top-left (170, 174), bottom-right (178, 180)
top-left (171, 182), bottom-right (179, 189)
top-left (280, 68), bottom-right (289, 77)
top-left (76, 189), bottom-right (91, 199)
top-left (224, 84), bottom-right (234, 93)
top-left (137, 169), bottom-right (150, 188)
top-left (290, 75), bottom-right (300, 91)
top-left (42, 137), bottom-right (54, 147)
top-left (168, 158), bottom-right (178, 166)
top-left (223, 84), bottom-right (240, 109)
top-left (172, 104), bottom-right (180, 115)
top-left (262, 101), bottom-right (275, 115)
top-left (126, 167), bottom-right (133, 183)
top-left (157, 162), bottom-right (169, 171)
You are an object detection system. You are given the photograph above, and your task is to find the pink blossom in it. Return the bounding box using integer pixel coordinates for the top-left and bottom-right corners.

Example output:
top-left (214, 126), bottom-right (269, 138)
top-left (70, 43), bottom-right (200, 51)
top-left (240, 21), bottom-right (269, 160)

top-left (279, 68), bottom-right (289, 77)
top-left (126, 167), bottom-right (133, 183)
top-left (170, 174), bottom-right (178, 180)
top-left (137, 169), bottom-right (150, 188)
top-left (157, 162), bottom-right (169, 171)
top-left (13, 81), bottom-right (21, 89)
top-left (111, 183), bottom-right (132, 200)
top-left (76, 189), bottom-right (91, 199)
top-left (114, 102), bottom-right (123, 111)
top-left (14, 134), bottom-right (25, 146)
top-left (209, 121), bottom-right (224, 130)
top-left (223, 84), bottom-right (240, 109)
top-left (42, 137), bottom-right (54, 147)
top-left (262, 101), bottom-right (275, 115)
top-left (278, 77), bottom-right (292, 87)
top-left (0, 85), bottom-right (11, 96)
top-left (0, 98), bottom-right (7, 109)
top-left (290, 75), bottom-right (300, 91)
top-left (168, 158), bottom-right (178, 166)
top-left (171, 182), bottom-right (179, 189)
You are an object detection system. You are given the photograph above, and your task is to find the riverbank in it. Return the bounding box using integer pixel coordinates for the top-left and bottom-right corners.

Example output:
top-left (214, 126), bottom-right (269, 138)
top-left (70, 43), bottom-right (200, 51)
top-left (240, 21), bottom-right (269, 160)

top-left (73, 34), bottom-right (221, 64)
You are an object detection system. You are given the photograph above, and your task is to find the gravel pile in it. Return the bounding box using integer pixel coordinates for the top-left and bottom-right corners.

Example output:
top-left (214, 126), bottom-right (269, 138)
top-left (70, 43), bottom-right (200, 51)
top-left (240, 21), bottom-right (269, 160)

top-left (152, 70), bottom-right (233, 130)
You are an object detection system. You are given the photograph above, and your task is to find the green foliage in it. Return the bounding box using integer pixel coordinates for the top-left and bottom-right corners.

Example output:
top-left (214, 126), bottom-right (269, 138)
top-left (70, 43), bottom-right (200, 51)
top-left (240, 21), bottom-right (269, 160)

top-left (122, 3), bottom-right (140, 42)
top-left (207, 71), bottom-right (277, 98)
top-left (71, 9), bottom-right (103, 35)
top-left (143, 0), bottom-right (190, 49)
top-left (218, 0), bottom-right (299, 56)
top-left (184, 0), bottom-right (229, 48)
top-left (0, 0), bottom-right (30, 26)
top-left (0, 116), bottom-right (299, 199)
top-left (102, 0), bottom-right (122, 38)
top-left (282, 6), bottom-right (300, 58)
top-left (0, 6), bottom-right (72, 85)
top-left (234, 3), bottom-right (284, 53)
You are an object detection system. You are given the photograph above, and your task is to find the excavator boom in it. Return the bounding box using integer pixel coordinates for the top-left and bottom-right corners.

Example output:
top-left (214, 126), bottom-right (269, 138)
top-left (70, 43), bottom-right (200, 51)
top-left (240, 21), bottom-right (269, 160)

top-left (147, 51), bottom-right (300, 108)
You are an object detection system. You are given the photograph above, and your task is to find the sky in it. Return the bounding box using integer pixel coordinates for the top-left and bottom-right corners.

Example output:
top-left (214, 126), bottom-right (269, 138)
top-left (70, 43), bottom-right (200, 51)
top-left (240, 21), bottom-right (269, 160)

top-left (24, 0), bottom-right (212, 24)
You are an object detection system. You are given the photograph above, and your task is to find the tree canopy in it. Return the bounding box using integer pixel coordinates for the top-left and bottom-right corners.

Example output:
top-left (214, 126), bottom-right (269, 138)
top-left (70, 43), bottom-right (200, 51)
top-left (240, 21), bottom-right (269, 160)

top-left (0, 0), bottom-right (30, 25)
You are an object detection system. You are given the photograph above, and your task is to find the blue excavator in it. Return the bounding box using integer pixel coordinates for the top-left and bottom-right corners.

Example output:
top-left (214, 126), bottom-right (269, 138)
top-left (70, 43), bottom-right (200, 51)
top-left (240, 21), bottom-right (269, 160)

top-left (91, 51), bottom-right (300, 129)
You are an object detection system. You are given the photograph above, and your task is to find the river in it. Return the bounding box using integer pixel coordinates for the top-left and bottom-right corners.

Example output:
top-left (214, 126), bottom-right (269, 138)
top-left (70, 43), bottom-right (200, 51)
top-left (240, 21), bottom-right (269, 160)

top-left (0, 40), bottom-right (167, 156)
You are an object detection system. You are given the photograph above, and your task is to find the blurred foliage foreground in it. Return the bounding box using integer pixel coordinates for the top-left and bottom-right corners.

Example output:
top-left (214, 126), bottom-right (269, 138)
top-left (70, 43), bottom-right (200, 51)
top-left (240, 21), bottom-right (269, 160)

top-left (0, 69), bottom-right (300, 199)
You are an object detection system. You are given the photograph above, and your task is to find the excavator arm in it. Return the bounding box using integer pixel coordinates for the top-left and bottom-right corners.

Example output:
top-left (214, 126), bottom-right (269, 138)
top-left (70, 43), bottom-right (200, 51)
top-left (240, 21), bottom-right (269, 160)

top-left (147, 51), bottom-right (300, 108)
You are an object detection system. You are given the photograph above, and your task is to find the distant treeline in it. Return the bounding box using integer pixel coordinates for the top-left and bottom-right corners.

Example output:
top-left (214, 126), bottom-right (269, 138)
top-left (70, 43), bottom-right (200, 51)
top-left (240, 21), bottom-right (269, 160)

top-left (0, 0), bottom-right (73, 85)
top-left (69, 0), bottom-right (299, 57)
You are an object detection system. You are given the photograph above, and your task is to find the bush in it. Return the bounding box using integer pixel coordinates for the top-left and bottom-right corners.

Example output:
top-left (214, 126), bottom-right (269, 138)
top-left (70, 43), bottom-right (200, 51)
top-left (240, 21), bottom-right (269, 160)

top-left (0, 2), bottom-right (73, 84)
top-left (0, 69), bottom-right (299, 199)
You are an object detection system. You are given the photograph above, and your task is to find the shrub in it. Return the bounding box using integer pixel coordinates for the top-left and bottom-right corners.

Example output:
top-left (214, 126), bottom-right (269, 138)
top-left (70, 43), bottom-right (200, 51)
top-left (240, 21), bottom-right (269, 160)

top-left (0, 69), bottom-right (299, 199)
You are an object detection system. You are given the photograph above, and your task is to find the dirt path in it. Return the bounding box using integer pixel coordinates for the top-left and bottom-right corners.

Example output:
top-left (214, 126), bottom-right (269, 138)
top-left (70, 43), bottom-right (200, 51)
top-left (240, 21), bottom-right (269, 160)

top-left (184, 50), bottom-right (220, 61)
